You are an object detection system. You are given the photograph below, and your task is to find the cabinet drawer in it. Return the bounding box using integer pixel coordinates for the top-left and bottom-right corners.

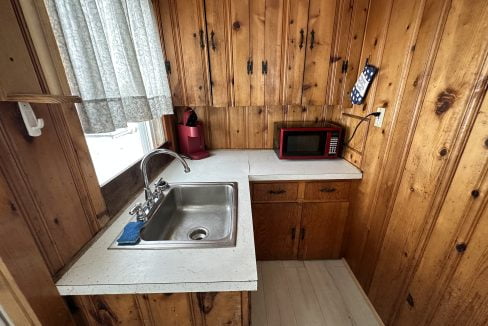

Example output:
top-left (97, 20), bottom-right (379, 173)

top-left (252, 182), bottom-right (298, 202)
top-left (304, 181), bottom-right (351, 201)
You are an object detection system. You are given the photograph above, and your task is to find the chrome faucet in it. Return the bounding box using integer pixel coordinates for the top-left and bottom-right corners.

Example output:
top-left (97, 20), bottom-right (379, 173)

top-left (130, 149), bottom-right (190, 222)
top-left (140, 148), bottom-right (191, 202)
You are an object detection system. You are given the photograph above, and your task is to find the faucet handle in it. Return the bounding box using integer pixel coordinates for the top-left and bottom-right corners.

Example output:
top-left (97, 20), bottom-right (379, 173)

top-left (129, 202), bottom-right (147, 221)
top-left (154, 178), bottom-right (170, 191)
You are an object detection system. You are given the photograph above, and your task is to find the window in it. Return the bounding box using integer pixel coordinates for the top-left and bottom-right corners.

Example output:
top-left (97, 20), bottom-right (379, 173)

top-left (85, 118), bottom-right (166, 185)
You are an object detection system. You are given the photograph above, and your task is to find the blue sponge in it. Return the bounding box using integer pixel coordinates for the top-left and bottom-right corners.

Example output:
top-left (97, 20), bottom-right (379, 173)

top-left (117, 221), bottom-right (144, 245)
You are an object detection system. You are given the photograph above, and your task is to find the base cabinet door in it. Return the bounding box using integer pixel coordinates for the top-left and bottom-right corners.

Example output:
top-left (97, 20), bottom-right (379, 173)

top-left (252, 203), bottom-right (301, 260)
top-left (298, 202), bottom-right (349, 259)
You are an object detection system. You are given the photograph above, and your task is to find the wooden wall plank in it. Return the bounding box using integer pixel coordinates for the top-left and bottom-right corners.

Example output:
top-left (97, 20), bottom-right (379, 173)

top-left (229, 107), bottom-right (248, 148)
top-left (208, 107), bottom-right (230, 148)
top-left (0, 167), bottom-right (73, 325)
top-left (428, 206), bottom-right (488, 326)
top-left (285, 104), bottom-right (305, 122)
top-left (230, 0), bottom-right (251, 107)
top-left (265, 105), bottom-right (285, 148)
top-left (247, 106), bottom-right (266, 148)
top-left (303, 105), bottom-right (326, 123)
top-left (0, 258), bottom-right (41, 326)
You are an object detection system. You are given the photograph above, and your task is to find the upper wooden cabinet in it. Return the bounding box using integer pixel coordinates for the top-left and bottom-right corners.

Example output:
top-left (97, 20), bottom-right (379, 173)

top-left (205, 0), bottom-right (232, 107)
top-left (156, 0), bottom-right (210, 106)
top-left (154, 0), bottom-right (366, 107)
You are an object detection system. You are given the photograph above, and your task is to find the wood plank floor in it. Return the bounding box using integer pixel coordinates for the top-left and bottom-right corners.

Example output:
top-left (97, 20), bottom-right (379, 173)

top-left (251, 260), bottom-right (383, 326)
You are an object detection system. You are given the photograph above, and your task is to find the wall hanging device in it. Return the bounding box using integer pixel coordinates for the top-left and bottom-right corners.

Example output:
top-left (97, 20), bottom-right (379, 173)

top-left (18, 101), bottom-right (44, 137)
top-left (350, 63), bottom-right (378, 105)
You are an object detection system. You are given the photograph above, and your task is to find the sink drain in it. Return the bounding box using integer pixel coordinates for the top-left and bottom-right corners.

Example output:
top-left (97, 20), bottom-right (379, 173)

top-left (188, 227), bottom-right (209, 240)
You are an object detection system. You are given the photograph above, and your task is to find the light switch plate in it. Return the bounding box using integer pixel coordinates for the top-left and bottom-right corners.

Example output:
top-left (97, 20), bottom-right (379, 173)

top-left (374, 107), bottom-right (385, 128)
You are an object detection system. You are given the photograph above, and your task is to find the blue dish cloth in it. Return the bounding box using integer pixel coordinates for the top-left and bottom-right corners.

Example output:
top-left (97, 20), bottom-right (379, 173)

top-left (117, 221), bottom-right (144, 245)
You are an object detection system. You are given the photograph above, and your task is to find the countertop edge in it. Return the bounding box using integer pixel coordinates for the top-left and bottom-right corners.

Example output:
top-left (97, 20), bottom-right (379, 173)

top-left (248, 172), bottom-right (362, 181)
top-left (57, 280), bottom-right (258, 296)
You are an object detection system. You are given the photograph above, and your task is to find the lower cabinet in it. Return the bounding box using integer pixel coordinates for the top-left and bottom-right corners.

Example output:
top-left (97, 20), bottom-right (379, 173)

top-left (251, 181), bottom-right (353, 260)
top-left (298, 202), bottom-right (349, 259)
top-left (252, 203), bottom-right (301, 260)
top-left (70, 291), bottom-right (249, 326)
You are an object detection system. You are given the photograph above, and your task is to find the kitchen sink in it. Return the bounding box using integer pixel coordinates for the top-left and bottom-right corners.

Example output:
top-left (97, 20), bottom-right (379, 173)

top-left (110, 182), bottom-right (237, 249)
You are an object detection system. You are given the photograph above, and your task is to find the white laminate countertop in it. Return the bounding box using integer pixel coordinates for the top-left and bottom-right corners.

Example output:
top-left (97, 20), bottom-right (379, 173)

top-left (56, 150), bottom-right (362, 295)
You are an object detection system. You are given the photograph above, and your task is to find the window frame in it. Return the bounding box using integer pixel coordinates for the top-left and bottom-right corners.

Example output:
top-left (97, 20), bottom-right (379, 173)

top-left (100, 114), bottom-right (178, 217)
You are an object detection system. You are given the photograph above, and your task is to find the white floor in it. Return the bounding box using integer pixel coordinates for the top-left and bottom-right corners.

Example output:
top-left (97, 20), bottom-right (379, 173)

top-left (251, 260), bottom-right (383, 326)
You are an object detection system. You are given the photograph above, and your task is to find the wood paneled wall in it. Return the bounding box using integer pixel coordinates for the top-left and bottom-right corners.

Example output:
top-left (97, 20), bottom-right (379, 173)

top-left (166, 0), bottom-right (488, 324)
top-left (0, 1), bottom-right (109, 324)
top-left (333, 0), bottom-right (488, 324)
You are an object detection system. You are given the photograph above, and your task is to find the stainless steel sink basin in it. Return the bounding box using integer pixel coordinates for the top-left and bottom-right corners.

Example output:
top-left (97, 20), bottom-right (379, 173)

top-left (110, 182), bottom-right (237, 249)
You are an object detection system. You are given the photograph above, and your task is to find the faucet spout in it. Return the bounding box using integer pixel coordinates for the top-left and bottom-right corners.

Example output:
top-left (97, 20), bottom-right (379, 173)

top-left (140, 149), bottom-right (190, 201)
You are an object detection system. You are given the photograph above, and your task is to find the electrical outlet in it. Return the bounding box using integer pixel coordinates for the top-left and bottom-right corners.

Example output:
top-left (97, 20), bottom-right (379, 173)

top-left (374, 107), bottom-right (385, 128)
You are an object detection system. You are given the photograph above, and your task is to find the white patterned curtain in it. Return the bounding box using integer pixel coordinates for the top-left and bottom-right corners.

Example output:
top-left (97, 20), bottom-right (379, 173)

top-left (46, 0), bottom-right (173, 133)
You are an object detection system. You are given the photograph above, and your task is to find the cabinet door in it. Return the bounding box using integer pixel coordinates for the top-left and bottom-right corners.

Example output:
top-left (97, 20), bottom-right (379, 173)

top-left (173, 0), bottom-right (210, 106)
top-left (283, 0), bottom-right (310, 104)
top-left (298, 202), bottom-right (348, 259)
top-left (230, 0), bottom-right (251, 106)
top-left (250, 0), bottom-right (265, 106)
top-left (205, 0), bottom-right (231, 107)
top-left (263, 0), bottom-right (285, 105)
top-left (252, 203), bottom-right (301, 260)
top-left (302, 0), bottom-right (337, 105)
top-left (155, 0), bottom-right (186, 106)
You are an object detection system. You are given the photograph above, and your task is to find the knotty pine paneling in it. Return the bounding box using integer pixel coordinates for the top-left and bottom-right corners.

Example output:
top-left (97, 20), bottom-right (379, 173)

top-left (332, 0), bottom-right (488, 324)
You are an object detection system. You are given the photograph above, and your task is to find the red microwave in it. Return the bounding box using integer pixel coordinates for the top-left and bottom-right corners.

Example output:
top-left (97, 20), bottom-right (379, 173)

top-left (274, 121), bottom-right (343, 159)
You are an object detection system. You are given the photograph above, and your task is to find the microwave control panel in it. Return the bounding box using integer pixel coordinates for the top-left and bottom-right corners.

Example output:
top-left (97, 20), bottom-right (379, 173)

top-left (328, 132), bottom-right (339, 155)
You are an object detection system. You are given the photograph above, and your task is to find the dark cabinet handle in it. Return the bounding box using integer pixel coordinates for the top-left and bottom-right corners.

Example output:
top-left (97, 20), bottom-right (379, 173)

top-left (291, 227), bottom-right (296, 240)
top-left (299, 29), bottom-right (304, 49)
top-left (199, 29), bottom-right (205, 49)
top-left (310, 30), bottom-right (315, 49)
top-left (268, 189), bottom-right (286, 195)
top-left (210, 30), bottom-right (216, 50)
top-left (262, 60), bottom-right (268, 75)
top-left (247, 58), bottom-right (253, 75)
top-left (320, 187), bottom-right (336, 193)
top-left (300, 228), bottom-right (306, 240)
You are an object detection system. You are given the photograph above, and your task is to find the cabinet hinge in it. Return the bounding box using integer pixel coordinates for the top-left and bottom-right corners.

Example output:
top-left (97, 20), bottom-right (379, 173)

top-left (341, 60), bottom-right (349, 74)
top-left (262, 60), bottom-right (268, 75)
top-left (247, 58), bottom-right (253, 75)
top-left (164, 60), bottom-right (171, 75)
